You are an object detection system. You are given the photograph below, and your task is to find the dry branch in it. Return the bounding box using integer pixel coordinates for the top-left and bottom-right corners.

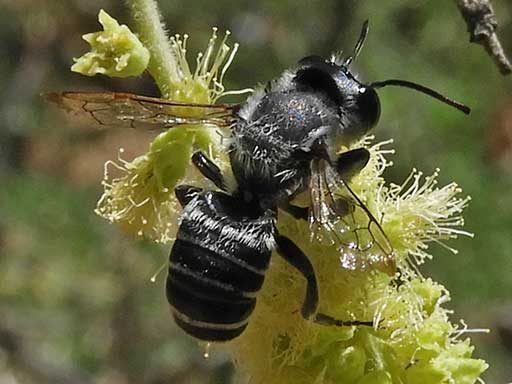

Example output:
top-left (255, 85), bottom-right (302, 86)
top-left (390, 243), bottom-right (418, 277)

top-left (454, 0), bottom-right (511, 75)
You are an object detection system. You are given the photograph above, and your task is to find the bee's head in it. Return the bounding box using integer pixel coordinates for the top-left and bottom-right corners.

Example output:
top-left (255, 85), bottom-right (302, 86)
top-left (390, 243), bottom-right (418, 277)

top-left (295, 54), bottom-right (381, 140)
top-left (294, 20), bottom-right (469, 144)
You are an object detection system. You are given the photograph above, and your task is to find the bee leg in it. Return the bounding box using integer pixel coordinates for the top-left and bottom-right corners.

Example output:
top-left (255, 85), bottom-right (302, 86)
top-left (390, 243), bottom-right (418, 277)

top-left (275, 234), bottom-right (319, 319)
top-left (174, 185), bottom-right (203, 207)
top-left (335, 148), bottom-right (370, 180)
top-left (280, 203), bottom-right (309, 221)
top-left (313, 313), bottom-right (373, 327)
top-left (275, 234), bottom-right (373, 328)
top-left (191, 151), bottom-right (227, 191)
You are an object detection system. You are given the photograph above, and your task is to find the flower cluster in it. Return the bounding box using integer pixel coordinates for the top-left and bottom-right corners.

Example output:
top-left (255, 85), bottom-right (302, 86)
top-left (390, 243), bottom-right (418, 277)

top-left (73, 10), bottom-right (243, 242)
top-left (221, 140), bottom-right (487, 384)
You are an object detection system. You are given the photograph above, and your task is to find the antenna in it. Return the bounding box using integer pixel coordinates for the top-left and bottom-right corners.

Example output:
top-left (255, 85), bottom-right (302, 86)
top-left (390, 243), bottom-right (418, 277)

top-left (371, 79), bottom-right (471, 115)
top-left (344, 20), bottom-right (370, 67)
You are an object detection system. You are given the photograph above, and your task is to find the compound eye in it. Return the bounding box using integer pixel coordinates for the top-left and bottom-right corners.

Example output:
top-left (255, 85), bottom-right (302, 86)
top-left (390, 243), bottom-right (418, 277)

top-left (357, 86), bottom-right (381, 130)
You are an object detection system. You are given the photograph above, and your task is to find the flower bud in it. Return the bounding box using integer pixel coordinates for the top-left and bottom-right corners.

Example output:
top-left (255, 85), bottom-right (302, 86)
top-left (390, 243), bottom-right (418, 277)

top-left (71, 9), bottom-right (149, 78)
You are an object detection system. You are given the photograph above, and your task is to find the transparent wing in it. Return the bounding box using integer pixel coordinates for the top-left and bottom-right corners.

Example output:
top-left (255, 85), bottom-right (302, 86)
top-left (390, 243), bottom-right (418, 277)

top-left (309, 158), bottom-right (396, 276)
top-left (45, 91), bottom-right (239, 130)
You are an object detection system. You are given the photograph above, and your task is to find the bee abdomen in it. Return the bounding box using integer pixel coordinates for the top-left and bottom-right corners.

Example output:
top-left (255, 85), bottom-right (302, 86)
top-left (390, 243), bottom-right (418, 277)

top-left (166, 238), bottom-right (270, 341)
top-left (166, 276), bottom-right (254, 341)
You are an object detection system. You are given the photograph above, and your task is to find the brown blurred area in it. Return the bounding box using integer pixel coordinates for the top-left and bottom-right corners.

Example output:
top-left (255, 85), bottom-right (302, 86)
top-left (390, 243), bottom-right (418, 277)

top-left (488, 97), bottom-right (512, 174)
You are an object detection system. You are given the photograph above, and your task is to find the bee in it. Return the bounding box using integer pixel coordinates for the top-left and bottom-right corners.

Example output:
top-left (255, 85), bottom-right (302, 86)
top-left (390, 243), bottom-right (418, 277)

top-left (47, 21), bottom-right (470, 341)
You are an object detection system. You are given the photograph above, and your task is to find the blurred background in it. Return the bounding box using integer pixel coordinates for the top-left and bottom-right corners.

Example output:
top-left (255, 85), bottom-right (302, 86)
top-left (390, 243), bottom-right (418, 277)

top-left (1, 0), bottom-right (511, 383)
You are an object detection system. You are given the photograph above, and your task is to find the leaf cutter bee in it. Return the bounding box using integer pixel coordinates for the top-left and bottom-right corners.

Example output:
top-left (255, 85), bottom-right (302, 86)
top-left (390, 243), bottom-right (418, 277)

top-left (47, 21), bottom-right (470, 341)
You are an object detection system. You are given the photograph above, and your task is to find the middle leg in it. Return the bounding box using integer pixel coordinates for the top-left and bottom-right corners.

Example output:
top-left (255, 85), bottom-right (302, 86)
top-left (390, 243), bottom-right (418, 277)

top-left (192, 151), bottom-right (227, 191)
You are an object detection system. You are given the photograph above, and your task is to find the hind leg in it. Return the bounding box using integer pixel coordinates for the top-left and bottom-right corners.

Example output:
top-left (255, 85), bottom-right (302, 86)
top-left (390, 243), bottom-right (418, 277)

top-left (275, 234), bottom-right (373, 327)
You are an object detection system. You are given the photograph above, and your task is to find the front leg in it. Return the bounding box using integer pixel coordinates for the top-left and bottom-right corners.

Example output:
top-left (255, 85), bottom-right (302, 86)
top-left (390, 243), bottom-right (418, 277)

top-left (280, 148), bottom-right (370, 223)
top-left (335, 148), bottom-right (370, 180)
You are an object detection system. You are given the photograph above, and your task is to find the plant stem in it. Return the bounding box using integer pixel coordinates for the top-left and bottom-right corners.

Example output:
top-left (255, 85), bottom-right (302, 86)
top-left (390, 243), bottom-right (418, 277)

top-left (125, 0), bottom-right (179, 97)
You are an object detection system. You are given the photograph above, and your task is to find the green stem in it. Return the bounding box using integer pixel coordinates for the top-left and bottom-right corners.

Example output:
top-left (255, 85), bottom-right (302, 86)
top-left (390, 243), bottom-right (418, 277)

top-left (125, 0), bottom-right (178, 98)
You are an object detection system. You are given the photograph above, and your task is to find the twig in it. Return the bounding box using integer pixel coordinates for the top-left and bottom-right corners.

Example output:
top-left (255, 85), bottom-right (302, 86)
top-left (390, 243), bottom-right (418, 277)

top-left (453, 0), bottom-right (512, 75)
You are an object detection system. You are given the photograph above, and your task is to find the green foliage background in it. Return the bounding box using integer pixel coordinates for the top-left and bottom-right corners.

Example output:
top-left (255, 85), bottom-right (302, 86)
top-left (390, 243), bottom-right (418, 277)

top-left (0, 1), bottom-right (511, 383)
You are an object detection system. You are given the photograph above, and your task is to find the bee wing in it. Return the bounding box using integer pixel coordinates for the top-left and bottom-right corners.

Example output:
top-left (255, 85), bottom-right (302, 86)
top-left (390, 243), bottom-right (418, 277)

top-left (45, 91), bottom-right (239, 131)
top-left (309, 158), bottom-right (396, 276)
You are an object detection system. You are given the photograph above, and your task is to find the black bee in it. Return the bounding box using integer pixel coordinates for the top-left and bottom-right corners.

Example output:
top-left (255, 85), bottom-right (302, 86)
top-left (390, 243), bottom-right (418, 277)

top-left (166, 152), bottom-right (379, 341)
top-left (47, 21), bottom-right (470, 341)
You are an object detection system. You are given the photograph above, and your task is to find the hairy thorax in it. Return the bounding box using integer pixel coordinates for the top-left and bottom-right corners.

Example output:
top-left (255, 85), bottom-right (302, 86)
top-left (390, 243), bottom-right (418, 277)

top-left (229, 90), bottom-right (340, 209)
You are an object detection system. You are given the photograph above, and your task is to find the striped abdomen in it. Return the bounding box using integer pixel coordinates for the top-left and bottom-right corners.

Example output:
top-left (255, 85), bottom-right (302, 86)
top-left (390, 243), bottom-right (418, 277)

top-left (166, 191), bottom-right (275, 341)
